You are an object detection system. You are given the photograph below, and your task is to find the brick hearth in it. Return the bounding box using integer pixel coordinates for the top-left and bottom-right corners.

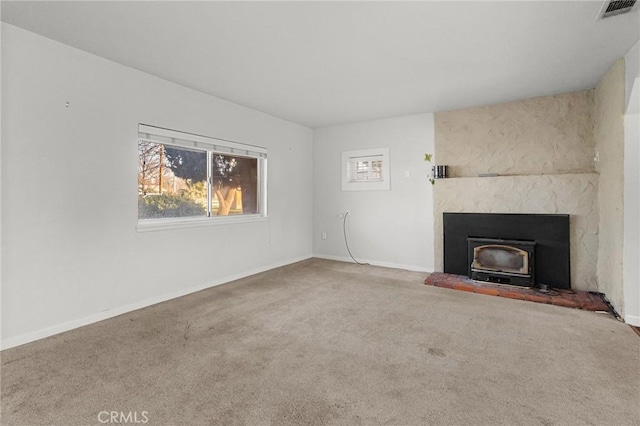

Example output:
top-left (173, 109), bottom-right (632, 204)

top-left (424, 272), bottom-right (613, 314)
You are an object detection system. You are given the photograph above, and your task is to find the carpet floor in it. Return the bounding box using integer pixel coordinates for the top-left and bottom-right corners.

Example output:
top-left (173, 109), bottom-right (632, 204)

top-left (1, 258), bottom-right (639, 425)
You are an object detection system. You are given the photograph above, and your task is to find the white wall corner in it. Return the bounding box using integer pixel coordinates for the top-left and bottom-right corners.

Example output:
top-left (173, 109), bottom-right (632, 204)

top-left (623, 39), bottom-right (640, 326)
top-left (0, 21), bottom-right (3, 350)
top-left (625, 39), bottom-right (640, 114)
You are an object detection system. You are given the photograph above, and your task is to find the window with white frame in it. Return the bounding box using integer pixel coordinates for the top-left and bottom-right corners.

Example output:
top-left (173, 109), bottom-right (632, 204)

top-left (342, 148), bottom-right (390, 191)
top-left (137, 124), bottom-right (267, 228)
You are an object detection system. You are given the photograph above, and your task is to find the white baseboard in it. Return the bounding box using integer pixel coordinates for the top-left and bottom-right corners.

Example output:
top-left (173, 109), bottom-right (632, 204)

top-left (312, 253), bottom-right (433, 273)
top-left (624, 314), bottom-right (640, 326)
top-left (1, 254), bottom-right (313, 351)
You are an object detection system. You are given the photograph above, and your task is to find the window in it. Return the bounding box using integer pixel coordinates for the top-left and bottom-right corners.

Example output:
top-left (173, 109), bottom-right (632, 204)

top-left (350, 157), bottom-right (383, 182)
top-left (137, 124), bottom-right (267, 229)
top-left (342, 148), bottom-right (390, 191)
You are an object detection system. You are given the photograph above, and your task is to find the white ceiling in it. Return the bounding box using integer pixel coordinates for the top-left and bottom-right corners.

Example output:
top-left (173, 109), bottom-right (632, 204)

top-left (2, 1), bottom-right (639, 128)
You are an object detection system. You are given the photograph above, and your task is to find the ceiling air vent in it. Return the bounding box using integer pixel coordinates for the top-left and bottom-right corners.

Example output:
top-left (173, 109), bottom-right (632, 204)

top-left (598, 0), bottom-right (638, 19)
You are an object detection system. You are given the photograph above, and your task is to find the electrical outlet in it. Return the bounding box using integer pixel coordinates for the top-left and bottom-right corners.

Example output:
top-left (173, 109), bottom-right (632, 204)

top-left (321, 232), bottom-right (327, 240)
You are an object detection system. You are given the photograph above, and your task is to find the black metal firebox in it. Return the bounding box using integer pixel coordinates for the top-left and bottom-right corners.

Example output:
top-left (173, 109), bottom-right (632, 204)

top-left (467, 238), bottom-right (535, 287)
top-left (443, 213), bottom-right (571, 290)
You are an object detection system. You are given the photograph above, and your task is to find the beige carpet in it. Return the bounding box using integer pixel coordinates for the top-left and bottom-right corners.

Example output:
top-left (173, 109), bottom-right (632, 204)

top-left (1, 258), bottom-right (639, 425)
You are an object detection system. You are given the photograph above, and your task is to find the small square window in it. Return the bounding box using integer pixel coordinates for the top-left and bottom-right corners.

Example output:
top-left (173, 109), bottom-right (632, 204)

top-left (342, 148), bottom-right (390, 191)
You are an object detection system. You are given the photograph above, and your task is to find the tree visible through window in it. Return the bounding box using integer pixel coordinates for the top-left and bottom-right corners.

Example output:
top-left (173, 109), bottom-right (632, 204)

top-left (137, 127), bottom-right (265, 221)
top-left (138, 142), bottom-right (208, 219)
top-left (211, 154), bottom-right (258, 216)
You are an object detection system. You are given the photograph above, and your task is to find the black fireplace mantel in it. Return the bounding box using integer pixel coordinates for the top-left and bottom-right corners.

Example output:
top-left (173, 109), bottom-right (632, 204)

top-left (443, 213), bottom-right (570, 289)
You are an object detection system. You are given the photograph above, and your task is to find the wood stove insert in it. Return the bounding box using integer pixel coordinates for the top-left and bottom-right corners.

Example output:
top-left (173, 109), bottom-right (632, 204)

top-left (467, 238), bottom-right (535, 287)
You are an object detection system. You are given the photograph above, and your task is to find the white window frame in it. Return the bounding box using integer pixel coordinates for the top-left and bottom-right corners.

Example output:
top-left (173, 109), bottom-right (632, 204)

top-left (342, 147), bottom-right (390, 191)
top-left (136, 124), bottom-right (267, 232)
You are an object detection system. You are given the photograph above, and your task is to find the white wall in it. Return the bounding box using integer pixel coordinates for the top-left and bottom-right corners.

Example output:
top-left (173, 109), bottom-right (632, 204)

top-left (1, 24), bottom-right (313, 349)
top-left (313, 114), bottom-right (434, 272)
top-left (0, 11), bottom-right (3, 344)
top-left (624, 39), bottom-right (640, 326)
top-left (625, 40), bottom-right (639, 110)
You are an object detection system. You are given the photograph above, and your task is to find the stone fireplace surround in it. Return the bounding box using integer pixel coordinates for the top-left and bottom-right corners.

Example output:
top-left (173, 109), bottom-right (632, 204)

top-left (434, 90), bottom-right (599, 292)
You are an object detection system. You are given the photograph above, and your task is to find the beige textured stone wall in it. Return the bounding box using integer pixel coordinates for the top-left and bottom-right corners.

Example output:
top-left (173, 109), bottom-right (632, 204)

top-left (433, 174), bottom-right (599, 291)
top-left (433, 90), bottom-right (600, 291)
top-left (594, 58), bottom-right (626, 315)
top-left (435, 91), bottom-right (595, 177)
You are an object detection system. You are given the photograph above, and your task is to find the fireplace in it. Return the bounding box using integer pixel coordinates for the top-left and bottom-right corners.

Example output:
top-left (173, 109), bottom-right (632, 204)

top-left (443, 213), bottom-right (570, 289)
top-left (467, 238), bottom-right (535, 287)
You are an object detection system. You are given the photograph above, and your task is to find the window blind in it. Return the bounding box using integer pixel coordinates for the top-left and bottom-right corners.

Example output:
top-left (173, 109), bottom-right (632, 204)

top-left (138, 124), bottom-right (267, 158)
top-left (347, 155), bottom-right (384, 183)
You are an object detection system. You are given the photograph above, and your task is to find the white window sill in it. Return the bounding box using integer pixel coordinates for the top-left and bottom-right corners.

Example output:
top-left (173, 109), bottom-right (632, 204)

top-left (136, 215), bottom-right (268, 232)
